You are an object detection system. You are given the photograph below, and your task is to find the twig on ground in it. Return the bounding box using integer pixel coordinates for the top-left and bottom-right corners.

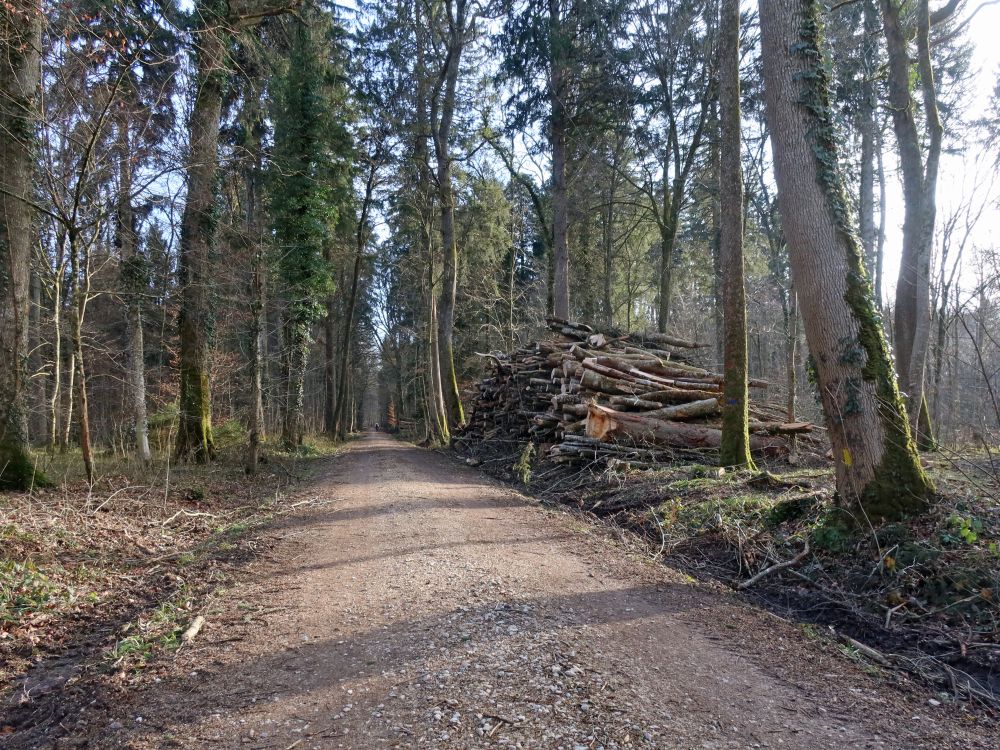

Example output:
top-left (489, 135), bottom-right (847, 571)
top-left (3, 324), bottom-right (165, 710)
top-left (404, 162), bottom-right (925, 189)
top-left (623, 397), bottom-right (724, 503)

top-left (736, 541), bottom-right (811, 590)
top-left (649, 506), bottom-right (667, 561)
top-left (884, 601), bottom-right (908, 629)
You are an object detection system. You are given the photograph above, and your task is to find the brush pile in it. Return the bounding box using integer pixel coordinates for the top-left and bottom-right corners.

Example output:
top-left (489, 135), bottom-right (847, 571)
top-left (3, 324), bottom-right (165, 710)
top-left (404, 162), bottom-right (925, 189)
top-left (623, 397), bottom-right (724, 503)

top-left (456, 317), bottom-right (820, 468)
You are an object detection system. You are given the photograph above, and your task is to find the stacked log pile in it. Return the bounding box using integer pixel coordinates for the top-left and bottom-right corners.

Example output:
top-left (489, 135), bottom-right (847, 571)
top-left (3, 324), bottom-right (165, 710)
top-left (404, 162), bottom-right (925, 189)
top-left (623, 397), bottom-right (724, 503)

top-left (456, 317), bottom-right (819, 468)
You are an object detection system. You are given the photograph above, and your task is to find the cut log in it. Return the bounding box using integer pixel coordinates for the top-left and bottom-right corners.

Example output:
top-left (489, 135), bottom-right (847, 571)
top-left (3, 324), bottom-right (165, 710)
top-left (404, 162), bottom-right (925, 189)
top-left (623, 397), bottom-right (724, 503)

top-left (579, 368), bottom-right (653, 395)
top-left (644, 398), bottom-right (720, 421)
top-left (585, 404), bottom-right (785, 454)
top-left (456, 318), bottom-right (812, 470)
top-left (643, 387), bottom-right (722, 403)
top-left (608, 396), bottom-right (665, 411)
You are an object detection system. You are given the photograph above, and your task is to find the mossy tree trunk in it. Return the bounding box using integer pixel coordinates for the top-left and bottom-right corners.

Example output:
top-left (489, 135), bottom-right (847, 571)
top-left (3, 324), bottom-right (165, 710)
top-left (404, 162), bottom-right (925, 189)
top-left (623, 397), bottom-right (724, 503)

top-left (759, 0), bottom-right (933, 520)
top-left (282, 322), bottom-right (309, 449)
top-left (0, 0), bottom-right (48, 490)
top-left (175, 0), bottom-right (227, 463)
top-left (718, 0), bottom-right (755, 470)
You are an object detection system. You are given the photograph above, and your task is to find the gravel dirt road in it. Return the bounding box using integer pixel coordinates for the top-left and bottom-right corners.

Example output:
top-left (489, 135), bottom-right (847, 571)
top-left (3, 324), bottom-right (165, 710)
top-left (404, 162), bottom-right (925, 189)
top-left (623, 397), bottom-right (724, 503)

top-left (43, 433), bottom-right (997, 749)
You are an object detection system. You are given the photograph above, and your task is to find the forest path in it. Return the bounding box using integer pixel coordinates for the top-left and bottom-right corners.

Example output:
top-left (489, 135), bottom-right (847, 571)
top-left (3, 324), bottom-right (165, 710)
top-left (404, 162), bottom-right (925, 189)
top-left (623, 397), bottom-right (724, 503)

top-left (84, 434), bottom-right (987, 749)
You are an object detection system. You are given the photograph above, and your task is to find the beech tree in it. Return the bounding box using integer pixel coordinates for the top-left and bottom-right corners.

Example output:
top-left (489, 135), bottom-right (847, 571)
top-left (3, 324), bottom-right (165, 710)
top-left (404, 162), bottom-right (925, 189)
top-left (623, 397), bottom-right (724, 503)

top-left (759, 0), bottom-right (933, 519)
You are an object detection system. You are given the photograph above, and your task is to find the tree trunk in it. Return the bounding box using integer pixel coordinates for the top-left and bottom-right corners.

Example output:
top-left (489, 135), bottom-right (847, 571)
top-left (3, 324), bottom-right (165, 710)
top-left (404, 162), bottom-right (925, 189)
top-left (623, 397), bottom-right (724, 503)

top-left (29, 270), bottom-right (44, 443)
top-left (248, 240), bottom-right (265, 471)
top-left (426, 256), bottom-right (449, 441)
top-left (931, 268), bottom-right (951, 425)
top-left (710, 99), bottom-right (723, 365)
top-left (62, 348), bottom-right (75, 452)
top-left (874, 121), bottom-right (887, 309)
top-left (881, 0), bottom-right (941, 447)
top-left (759, 0), bottom-right (932, 519)
top-left (246, 118), bottom-right (266, 470)
top-left (656, 201), bottom-right (678, 334)
top-left (601, 144), bottom-right (622, 328)
top-left (68, 231), bottom-right (94, 484)
top-left (116, 123), bottom-right (151, 464)
top-left (549, 0), bottom-right (570, 320)
top-left (786, 294), bottom-right (799, 458)
top-left (48, 264), bottom-right (64, 452)
top-left (0, 0), bottom-right (46, 489)
top-left (718, 0), bottom-right (755, 469)
top-left (282, 321), bottom-right (308, 449)
top-left (324, 275), bottom-right (336, 436)
top-left (175, 0), bottom-right (226, 463)
top-left (433, 0), bottom-right (468, 429)
top-left (858, 0), bottom-right (877, 281)
top-left (334, 235), bottom-right (363, 440)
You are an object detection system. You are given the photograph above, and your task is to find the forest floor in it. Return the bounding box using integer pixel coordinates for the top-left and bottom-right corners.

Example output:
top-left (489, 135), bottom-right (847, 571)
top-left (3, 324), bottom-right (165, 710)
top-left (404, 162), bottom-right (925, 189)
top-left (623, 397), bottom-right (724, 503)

top-left (3, 432), bottom-right (997, 749)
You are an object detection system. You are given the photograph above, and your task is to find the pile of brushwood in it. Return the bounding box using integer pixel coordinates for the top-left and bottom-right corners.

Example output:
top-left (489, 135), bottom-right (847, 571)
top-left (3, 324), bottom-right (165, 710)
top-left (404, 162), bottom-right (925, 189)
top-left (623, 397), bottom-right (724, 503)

top-left (454, 316), bottom-right (823, 473)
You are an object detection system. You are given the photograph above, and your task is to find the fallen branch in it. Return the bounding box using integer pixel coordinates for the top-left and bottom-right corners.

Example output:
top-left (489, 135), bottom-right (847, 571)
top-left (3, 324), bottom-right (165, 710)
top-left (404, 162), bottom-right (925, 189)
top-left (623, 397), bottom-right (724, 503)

top-left (735, 542), bottom-right (811, 589)
top-left (837, 634), bottom-right (890, 666)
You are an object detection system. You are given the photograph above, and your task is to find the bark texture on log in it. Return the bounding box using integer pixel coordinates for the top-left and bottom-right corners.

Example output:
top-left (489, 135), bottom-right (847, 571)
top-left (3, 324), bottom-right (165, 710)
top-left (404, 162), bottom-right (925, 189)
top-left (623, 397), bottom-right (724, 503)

top-left (585, 405), bottom-right (784, 454)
